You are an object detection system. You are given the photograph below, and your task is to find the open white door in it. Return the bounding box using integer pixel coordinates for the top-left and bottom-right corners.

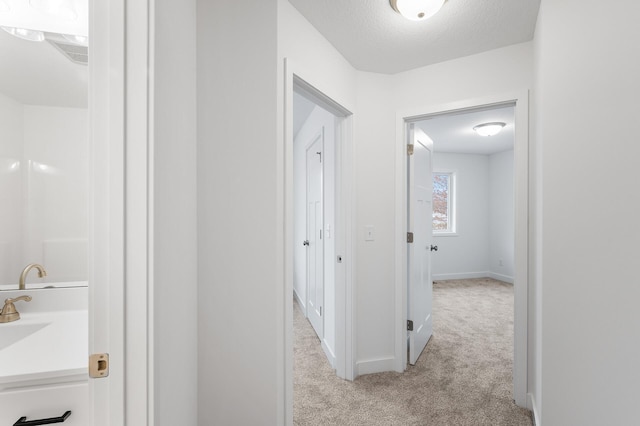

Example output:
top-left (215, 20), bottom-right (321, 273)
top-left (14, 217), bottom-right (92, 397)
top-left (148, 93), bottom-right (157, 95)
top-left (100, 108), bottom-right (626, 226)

top-left (408, 125), bottom-right (434, 365)
top-left (306, 131), bottom-right (324, 339)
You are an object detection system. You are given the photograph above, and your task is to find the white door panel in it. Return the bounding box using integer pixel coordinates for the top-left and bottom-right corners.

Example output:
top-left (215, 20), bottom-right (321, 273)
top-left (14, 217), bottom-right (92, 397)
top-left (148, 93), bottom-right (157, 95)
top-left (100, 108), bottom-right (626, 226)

top-left (306, 131), bottom-right (324, 339)
top-left (408, 125), bottom-right (434, 365)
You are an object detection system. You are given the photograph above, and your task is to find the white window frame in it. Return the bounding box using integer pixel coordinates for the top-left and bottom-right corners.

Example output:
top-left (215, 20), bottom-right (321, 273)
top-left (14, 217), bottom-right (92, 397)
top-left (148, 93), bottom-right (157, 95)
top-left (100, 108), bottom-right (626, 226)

top-left (432, 170), bottom-right (457, 235)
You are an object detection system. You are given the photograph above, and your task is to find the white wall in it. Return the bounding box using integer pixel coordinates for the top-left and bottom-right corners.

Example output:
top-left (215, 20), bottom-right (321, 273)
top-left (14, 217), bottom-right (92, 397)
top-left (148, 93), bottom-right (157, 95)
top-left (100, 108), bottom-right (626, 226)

top-left (350, 42), bottom-right (533, 374)
top-left (278, 1), bottom-right (357, 112)
top-left (431, 153), bottom-right (490, 280)
top-left (152, 0), bottom-right (198, 424)
top-left (488, 150), bottom-right (514, 282)
top-left (22, 105), bottom-right (88, 284)
top-left (0, 93), bottom-right (23, 285)
top-left (193, 3), bottom-right (534, 421)
top-left (0, 102), bottom-right (87, 286)
top-left (293, 103), bottom-right (337, 365)
top-left (534, 1), bottom-right (640, 424)
top-left (354, 71), bottom-right (397, 374)
top-left (430, 150), bottom-right (514, 283)
top-left (197, 1), bottom-right (281, 424)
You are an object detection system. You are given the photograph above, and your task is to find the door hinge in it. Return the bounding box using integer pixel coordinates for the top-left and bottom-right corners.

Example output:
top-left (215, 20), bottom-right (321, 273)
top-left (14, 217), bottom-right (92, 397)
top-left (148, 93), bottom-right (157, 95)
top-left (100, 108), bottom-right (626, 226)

top-left (407, 144), bottom-right (414, 156)
top-left (407, 232), bottom-right (414, 243)
top-left (89, 353), bottom-right (109, 378)
top-left (407, 320), bottom-right (414, 331)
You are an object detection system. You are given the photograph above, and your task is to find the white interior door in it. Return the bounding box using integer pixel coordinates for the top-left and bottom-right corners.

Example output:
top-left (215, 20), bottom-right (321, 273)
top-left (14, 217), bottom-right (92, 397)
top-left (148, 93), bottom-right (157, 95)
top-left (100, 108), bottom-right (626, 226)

top-left (306, 132), bottom-right (324, 339)
top-left (408, 125), bottom-right (434, 365)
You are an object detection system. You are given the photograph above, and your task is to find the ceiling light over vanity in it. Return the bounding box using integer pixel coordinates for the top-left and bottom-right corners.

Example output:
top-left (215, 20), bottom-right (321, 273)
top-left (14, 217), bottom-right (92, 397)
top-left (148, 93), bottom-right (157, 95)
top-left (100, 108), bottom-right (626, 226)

top-left (390, 0), bottom-right (445, 21)
top-left (473, 122), bottom-right (506, 137)
top-left (1, 26), bottom-right (44, 41)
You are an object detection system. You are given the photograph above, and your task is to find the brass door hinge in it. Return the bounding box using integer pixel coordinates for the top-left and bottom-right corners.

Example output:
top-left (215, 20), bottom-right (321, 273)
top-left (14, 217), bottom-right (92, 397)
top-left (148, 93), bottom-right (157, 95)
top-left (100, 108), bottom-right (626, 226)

top-left (407, 144), bottom-right (414, 156)
top-left (89, 353), bottom-right (109, 378)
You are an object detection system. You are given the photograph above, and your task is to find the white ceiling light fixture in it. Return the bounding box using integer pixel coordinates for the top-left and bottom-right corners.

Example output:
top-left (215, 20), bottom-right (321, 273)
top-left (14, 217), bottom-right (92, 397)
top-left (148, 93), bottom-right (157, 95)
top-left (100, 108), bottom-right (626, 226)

top-left (389, 0), bottom-right (445, 21)
top-left (1, 26), bottom-right (44, 42)
top-left (63, 33), bottom-right (88, 46)
top-left (473, 122), bottom-right (506, 137)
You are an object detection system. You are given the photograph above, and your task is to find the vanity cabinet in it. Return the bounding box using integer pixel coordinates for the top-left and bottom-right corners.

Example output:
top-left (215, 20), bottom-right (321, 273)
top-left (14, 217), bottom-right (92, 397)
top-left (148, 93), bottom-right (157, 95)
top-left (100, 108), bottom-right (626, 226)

top-left (0, 381), bottom-right (88, 425)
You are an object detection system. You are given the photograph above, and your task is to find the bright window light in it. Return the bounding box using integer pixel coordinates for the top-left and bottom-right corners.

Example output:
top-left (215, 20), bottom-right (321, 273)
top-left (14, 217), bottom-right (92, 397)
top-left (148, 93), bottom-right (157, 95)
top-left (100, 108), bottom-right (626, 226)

top-left (433, 171), bottom-right (455, 233)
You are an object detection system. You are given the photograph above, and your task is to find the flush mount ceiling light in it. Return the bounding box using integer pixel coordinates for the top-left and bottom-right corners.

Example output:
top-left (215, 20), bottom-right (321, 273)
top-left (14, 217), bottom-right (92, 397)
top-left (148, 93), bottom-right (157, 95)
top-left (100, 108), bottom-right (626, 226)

top-left (390, 0), bottom-right (445, 21)
top-left (1, 26), bottom-right (44, 41)
top-left (473, 122), bottom-right (506, 137)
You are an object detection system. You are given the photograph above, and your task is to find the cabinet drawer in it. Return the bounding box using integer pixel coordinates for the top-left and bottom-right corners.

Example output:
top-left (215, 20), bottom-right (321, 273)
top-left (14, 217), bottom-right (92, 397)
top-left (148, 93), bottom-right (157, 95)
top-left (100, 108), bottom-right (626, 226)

top-left (0, 382), bottom-right (88, 426)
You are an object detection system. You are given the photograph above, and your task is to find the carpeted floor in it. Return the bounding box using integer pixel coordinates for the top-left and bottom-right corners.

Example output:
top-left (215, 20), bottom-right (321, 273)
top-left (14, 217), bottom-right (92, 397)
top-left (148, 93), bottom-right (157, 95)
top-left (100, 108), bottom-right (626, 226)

top-left (293, 278), bottom-right (532, 425)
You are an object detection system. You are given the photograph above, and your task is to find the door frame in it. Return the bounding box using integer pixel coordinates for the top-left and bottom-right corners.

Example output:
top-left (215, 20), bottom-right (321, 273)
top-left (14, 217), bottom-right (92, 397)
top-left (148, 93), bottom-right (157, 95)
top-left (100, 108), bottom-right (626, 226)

top-left (394, 91), bottom-right (530, 407)
top-left (90, 0), bottom-right (151, 423)
top-left (283, 58), bottom-right (356, 422)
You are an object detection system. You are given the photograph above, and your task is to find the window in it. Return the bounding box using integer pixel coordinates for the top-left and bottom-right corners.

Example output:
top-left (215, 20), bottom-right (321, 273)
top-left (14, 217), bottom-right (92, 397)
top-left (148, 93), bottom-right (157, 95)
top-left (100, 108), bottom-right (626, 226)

top-left (433, 172), bottom-right (455, 233)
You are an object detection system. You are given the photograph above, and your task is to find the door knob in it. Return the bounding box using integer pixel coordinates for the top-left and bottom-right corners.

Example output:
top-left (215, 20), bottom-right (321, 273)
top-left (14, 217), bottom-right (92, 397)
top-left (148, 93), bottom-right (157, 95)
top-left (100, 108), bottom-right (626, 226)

top-left (303, 240), bottom-right (309, 246)
top-left (430, 245), bottom-right (438, 251)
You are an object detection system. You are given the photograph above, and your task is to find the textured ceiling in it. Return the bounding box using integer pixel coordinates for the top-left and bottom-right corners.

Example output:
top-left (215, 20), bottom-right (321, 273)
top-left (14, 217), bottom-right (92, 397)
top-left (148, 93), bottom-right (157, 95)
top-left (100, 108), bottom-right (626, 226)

top-left (287, 0), bottom-right (540, 74)
top-left (417, 105), bottom-right (514, 155)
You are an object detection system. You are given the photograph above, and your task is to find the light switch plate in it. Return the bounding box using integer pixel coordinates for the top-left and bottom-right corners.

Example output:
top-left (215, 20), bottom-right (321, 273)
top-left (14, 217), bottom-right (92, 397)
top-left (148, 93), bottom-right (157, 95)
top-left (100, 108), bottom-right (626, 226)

top-left (365, 225), bottom-right (375, 241)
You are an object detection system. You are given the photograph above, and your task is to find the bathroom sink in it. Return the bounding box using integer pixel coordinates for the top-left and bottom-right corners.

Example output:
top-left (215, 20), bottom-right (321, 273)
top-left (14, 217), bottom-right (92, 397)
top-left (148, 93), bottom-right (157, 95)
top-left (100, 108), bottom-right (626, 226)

top-left (0, 322), bottom-right (50, 350)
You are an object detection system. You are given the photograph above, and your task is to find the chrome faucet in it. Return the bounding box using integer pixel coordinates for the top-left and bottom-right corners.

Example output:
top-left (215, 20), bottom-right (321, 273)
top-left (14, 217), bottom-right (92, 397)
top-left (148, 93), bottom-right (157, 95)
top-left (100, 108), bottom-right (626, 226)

top-left (19, 263), bottom-right (47, 290)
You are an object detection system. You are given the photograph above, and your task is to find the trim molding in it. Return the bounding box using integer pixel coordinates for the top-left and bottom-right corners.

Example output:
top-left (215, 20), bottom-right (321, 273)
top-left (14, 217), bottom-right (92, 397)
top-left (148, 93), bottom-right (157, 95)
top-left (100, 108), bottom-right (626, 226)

top-left (487, 272), bottom-right (514, 284)
top-left (321, 340), bottom-right (336, 369)
top-left (432, 271), bottom-right (514, 283)
top-left (355, 357), bottom-right (396, 376)
top-left (528, 393), bottom-right (541, 426)
top-left (432, 271), bottom-right (490, 281)
top-left (293, 289), bottom-right (306, 313)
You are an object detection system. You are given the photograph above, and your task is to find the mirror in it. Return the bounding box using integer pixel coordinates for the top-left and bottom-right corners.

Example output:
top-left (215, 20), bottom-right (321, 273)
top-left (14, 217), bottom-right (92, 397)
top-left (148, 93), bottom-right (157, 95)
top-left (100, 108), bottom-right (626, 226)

top-left (0, 1), bottom-right (88, 290)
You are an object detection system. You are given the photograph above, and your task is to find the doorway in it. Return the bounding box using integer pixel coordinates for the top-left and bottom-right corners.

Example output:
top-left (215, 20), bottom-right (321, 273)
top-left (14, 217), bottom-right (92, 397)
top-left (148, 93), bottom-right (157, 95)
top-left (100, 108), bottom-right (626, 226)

top-left (292, 89), bottom-right (334, 364)
top-left (395, 93), bottom-right (529, 407)
top-left (285, 65), bottom-right (355, 420)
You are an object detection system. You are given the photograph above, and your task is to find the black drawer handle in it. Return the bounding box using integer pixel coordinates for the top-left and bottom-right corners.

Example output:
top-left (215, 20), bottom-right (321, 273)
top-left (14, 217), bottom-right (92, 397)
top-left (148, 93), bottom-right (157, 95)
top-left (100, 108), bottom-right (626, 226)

top-left (13, 411), bottom-right (71, 425)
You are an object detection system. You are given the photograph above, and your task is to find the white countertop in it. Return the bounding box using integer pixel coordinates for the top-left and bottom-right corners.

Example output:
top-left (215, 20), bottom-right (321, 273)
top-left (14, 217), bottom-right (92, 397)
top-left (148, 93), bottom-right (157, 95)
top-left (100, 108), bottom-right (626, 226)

top-left (0, 310), bottom-right (87, 390)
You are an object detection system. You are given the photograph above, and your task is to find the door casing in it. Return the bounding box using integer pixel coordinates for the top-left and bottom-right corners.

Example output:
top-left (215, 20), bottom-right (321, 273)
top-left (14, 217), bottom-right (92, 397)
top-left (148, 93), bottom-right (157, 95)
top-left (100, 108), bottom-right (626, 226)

top-left (90, 0), bottom-right (152, 423)
top-left (394, 92), bottom-right (530, 408)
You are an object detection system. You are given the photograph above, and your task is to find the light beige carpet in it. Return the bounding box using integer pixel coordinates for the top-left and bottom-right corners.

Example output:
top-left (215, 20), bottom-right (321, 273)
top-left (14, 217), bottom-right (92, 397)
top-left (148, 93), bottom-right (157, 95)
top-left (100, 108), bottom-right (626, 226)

top-left (294, 278), bottom-right (532, 425)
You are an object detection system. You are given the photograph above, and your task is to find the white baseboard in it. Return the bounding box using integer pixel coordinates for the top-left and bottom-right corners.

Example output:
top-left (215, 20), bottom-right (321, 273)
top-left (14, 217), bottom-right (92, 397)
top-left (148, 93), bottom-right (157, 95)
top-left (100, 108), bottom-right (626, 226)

top-left (432, 271), bottom-right (489, 281)
top-left (293, 289), bottom-right (306, 313)
top-left (432, 271), bottom-right (515, 284)
top-left (321, 340), bottom-right (336, 369)
top-left (528, 393), bottom-right (541, 426)
top-left (487, 271), bottom-right (514, 284)
top-left (355, 357), bottom-right (396, 377)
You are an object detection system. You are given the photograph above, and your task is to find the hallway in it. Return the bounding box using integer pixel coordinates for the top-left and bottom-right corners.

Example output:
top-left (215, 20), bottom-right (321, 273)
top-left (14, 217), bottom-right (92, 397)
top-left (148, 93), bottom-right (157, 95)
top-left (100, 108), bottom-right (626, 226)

top-left (294, 278), bottom-right (532, 425)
